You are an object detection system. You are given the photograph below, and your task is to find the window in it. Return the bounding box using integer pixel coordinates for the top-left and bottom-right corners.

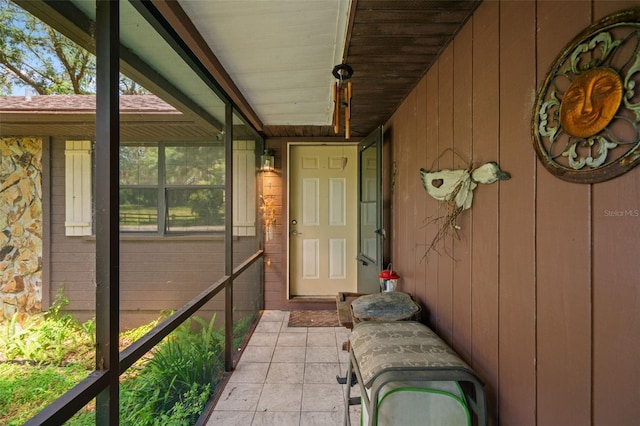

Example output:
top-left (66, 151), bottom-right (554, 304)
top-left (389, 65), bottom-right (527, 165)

top-left (65, 140), bottom-right (256, 236)
top-left (119, 142), bottom-right (225, 233)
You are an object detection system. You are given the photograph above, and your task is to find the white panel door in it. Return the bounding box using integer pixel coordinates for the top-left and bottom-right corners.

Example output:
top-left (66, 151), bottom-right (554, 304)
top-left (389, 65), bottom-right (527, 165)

top-left (289, 144), bottom-right (357, 297)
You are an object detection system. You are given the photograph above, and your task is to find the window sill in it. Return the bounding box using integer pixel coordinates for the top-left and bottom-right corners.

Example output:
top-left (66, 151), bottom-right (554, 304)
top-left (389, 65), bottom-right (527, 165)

top-left (80, 233), bottom-right (226, 242)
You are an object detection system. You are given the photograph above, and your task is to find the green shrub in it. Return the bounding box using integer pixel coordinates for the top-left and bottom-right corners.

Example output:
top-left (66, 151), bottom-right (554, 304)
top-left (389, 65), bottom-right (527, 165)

top-left (118, 314), bottom-right (225, 425)
top-left (0, 291), bottom-right (94, 368)
top-left (1, 302), bottom-right (256, 425)
top-left (115, 312), bottom-right (255, 425)
top-left (233, 313), bottom-right (253, 351)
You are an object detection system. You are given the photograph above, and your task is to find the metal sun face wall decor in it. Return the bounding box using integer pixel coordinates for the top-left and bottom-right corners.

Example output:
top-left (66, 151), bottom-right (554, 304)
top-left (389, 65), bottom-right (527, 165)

top-left (532, 9), bottom-right (640, 183)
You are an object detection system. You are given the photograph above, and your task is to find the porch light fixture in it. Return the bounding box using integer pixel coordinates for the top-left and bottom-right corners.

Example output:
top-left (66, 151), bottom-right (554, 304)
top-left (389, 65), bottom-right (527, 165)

top-left (261, 148), bottom-right (275, 172)
top-left (332, 63), bottom-right (353, 139)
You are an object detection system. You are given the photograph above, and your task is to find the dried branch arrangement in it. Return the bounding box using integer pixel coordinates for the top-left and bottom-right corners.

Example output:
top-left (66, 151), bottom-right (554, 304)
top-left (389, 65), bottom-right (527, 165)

top-left (420, 148), bottom-right (510, 261)
top-left (421, 167), bottom-right (469, 260)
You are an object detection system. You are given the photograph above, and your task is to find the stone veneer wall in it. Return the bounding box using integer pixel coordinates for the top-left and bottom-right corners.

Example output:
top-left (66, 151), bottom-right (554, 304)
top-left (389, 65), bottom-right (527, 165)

top-left (0, 137), bottom-right (42, 320)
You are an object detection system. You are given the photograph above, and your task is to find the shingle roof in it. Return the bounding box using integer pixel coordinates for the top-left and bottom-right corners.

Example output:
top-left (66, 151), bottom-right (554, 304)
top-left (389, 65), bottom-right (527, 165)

top-left (0, 94), bottom-right (215, 140)
top-left (0, 94), bottom-right (179, 114)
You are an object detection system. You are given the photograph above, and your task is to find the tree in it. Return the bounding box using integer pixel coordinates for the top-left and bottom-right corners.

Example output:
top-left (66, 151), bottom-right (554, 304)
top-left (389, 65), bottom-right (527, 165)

top-left (0, 0), bottom-right (145, 95)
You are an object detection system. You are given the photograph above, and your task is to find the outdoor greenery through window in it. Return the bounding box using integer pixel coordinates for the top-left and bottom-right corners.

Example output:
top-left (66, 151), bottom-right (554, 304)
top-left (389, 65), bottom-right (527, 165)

top-left (119, 142), bottom-right (225, 233)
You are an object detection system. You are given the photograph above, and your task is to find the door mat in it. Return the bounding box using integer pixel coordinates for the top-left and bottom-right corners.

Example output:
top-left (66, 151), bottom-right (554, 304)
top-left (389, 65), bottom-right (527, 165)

top-left (288, 310), bottom-right (340, 327)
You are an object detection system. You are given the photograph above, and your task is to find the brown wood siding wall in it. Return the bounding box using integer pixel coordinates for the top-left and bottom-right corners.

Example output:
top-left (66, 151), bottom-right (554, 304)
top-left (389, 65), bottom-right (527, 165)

top-left (385, 1), bottom-right (640, 424)
top-left (49, 137), bottom-right (259, 330)
top-left (497, 1), bottom-right (536, 423)
top-left (590, 3), bottom-right (640, 425)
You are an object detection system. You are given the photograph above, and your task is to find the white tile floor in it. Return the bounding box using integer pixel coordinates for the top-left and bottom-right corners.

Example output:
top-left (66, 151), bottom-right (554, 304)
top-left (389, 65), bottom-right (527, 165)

top-left (205, 310), bottom-right (361, 426)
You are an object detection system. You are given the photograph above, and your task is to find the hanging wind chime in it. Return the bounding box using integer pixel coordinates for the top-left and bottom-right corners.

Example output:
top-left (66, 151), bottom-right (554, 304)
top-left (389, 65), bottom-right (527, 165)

top-left (332, 63), bottom-right (353, 139)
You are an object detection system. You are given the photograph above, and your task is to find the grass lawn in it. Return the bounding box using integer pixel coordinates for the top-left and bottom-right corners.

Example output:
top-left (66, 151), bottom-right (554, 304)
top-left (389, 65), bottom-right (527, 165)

top-left (0, 363), bottom-right (90, 425)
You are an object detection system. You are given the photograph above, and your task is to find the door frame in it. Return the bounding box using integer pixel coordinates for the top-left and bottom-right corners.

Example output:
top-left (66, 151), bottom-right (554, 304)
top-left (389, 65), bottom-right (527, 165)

top-left (286, 141), bottom-right (359, 299)
top-left (356, 126), bottom-right (385, 293)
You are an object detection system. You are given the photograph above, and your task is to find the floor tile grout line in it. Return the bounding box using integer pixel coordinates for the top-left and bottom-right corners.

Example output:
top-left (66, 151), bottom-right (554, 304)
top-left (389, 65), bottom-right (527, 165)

top-left (209, 312), bottom-right (359, 425)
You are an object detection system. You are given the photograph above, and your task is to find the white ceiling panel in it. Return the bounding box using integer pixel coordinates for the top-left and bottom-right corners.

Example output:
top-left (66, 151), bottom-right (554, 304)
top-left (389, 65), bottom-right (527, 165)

top-left (178, 0), bottom-right (351, 126)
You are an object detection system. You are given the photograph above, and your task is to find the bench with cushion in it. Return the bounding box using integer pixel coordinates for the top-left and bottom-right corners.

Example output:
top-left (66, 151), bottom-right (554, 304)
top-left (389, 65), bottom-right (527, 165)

top-left (344, 321), bottom-right (487, 426)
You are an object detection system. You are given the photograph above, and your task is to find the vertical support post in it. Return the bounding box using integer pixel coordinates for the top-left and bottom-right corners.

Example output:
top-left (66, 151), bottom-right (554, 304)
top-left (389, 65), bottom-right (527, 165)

top-left (95, 0), bottom-right (120, 424)
top-left (224, 104), bottom-right (234, 371)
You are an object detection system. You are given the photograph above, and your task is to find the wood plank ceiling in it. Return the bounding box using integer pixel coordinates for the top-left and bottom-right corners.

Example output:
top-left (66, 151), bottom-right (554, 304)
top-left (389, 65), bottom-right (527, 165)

top-left (263, 0), bottom-right (482, 139)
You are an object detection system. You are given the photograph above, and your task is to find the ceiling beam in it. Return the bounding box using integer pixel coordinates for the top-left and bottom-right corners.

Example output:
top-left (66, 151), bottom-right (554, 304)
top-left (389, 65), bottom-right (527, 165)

top-left (150, 0), bottom-right (264, 133)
